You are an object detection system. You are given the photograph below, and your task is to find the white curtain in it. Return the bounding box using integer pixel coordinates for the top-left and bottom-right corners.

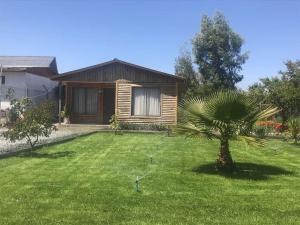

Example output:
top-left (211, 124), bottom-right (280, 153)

top-left (147, 88), bottom-right (160, 116)
top-left (133, 88), bottom-right (147, 116)
top-left (133, 88), bottom-right (160, 116)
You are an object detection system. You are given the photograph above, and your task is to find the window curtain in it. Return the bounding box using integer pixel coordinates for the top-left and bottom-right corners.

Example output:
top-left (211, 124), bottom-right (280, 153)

top-left (86, 88), bottom-right (98, 114)
top-left (73, 88), bottom-right (85, 114)
top-left (73, 88), bottom-right (98, 114)
top-left (133, 88), bottom-right (147, 115)
top-left (147, 88), bottom-right (160, 116)
top-left (133, 88), bottom-right (160, 116)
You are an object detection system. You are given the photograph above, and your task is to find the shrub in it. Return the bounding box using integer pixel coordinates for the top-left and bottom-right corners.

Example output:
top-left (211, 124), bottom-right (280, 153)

top-left (3, 101), bottom-right (57, 149)
top-left (60, 105), bottom-right (70, 118)
top-left (119, 122), bottom-right (168, 131)
top-left (109, 114), bottom-right (121, 134)
top-left (4, 88), bottom-right (32, 124)
top-left (274, 123), bottom-right (288, 133)
top-left (253, 125), bottom-right (267, 138)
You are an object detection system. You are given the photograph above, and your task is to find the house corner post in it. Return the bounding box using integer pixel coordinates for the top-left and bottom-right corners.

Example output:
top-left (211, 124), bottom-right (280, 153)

top-left (58, 82), bottom-right (62, 125)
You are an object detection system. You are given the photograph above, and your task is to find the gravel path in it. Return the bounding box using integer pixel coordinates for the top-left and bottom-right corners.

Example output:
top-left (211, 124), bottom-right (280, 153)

top-left (0, 125), bottom-right (94, 155)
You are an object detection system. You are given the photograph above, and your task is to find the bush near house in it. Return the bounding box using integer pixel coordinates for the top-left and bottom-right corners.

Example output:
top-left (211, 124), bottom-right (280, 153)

top-left (288, 118), bottom-right (300, 143)
top-left (3, 101), bottom-right (57, 149)
top-left (119, 122), bottom-right (168, 131)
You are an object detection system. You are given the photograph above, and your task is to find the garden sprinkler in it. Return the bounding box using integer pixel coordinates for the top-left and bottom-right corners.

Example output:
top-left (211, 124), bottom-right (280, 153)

top-left (135, 176), bottom-right (140, 192)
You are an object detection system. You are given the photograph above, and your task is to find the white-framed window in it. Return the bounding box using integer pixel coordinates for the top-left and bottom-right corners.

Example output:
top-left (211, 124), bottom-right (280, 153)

top-left (132, 87), bottom-right (161, 116)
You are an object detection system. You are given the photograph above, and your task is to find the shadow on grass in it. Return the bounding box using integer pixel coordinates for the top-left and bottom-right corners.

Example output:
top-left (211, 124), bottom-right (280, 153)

top-left (193, 162), bottom-right (294, 180)
top-left (289, 142), bottom-right (300, 147)
top-left (16, 151), bottom-right (75, 159)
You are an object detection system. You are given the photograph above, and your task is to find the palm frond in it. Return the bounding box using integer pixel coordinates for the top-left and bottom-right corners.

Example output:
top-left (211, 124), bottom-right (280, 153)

top-left (176, 122), bottom-right (220, 139)
top-left (177, 90), bottom-right (278, 143)
top-left (236, 135), bottom-right (264, 148)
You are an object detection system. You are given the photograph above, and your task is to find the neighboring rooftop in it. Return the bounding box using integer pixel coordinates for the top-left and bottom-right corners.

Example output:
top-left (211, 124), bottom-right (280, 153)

top-left (0, 56), bottom-right (58, 76)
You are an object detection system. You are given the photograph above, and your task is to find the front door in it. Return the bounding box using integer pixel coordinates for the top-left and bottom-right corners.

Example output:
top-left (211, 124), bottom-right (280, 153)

top-left (103, 88), bottom-right (115, 124)
top-left (72, 87), bottom-right (102, 124)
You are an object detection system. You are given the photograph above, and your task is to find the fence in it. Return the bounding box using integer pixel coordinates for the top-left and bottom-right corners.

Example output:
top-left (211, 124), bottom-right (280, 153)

top-left (0, 85), bottom-right (57, 110)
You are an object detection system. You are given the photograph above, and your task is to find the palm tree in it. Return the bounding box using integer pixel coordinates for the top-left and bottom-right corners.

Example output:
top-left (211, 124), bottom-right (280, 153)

top-left (177, 91), bottom-right (278, 172)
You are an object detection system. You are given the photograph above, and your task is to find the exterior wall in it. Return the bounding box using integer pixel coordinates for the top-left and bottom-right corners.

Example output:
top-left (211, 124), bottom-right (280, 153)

top-left (116, 80), bottom-right (178, 124)
top-left (58, 62), bottom-right (182, 125)
top-left (0, 72), bottom-right (57, 110)
top-left (25, 72), bottom-right (57, 93)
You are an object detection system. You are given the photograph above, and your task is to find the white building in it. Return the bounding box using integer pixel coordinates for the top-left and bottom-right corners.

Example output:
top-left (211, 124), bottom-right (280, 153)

top-left (0, 56), bottom-right (58, 110)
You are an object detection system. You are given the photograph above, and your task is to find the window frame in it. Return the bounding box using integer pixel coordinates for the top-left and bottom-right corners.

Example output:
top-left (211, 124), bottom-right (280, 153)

top-left (72, 87), bottom-right (99, 115)
top-left (131, 86), bottom-right (162, 117)
top-left (1, 76), bottom-right (5, 85)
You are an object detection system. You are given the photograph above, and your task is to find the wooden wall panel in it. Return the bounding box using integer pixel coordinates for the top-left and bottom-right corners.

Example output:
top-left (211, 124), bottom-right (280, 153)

top-left (59, 62), bottom-right (182, 125)
top-left (61, 63), bottom-right (178, 83)
top-left (116, 80), bottom-right (178, 125)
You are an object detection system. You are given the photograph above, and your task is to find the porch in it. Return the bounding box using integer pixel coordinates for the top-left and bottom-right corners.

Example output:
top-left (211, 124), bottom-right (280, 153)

top-left (63, 83), bottom-right (116, 124)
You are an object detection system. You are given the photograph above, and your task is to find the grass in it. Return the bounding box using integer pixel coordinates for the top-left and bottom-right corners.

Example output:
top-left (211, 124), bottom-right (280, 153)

top-left (0, 133), bottom-right (299, 225)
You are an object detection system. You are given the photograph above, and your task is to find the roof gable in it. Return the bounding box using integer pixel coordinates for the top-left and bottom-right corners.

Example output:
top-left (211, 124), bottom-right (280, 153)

top-left (0, 56), bottom-right (58, 74)
top-left (54, 59), bottom-right (183, 81)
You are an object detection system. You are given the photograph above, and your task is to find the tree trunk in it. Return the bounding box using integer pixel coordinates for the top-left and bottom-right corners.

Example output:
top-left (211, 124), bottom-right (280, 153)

top-left (215, 139), bottom-right (234, 172)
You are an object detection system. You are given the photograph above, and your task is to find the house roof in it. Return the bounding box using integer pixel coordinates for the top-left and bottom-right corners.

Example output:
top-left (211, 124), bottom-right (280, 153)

top-left (0, 56), bottom-right (58, 74)
top-left (53, 58), bottom-right (183, 81)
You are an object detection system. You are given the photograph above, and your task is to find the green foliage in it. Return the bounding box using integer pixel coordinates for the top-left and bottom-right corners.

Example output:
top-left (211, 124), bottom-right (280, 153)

top-left (60, 105), bottom-right (70, 118)
top-left (192, 12), bottom-right (248, 91)
top-left (175, 49), bottom-right (199, 98)
top-left (0, 133), bottom-right (299, 225)
top-left (177, 90), bottom-right (278, 171)
top-left (253, 125), bottom-right (268, 139)
top-left (119, 122), bottom-right (168, 131)
top-left (248, 60), bottom-right (300, 123)
top-left (288, 118), bottom-right (300, 143)
top-left (3, 101), bottom-right (57, 149)
top-left (5, 88), bottom-right (32, 123)
top-left (109, 114), bottom-right (121, 133)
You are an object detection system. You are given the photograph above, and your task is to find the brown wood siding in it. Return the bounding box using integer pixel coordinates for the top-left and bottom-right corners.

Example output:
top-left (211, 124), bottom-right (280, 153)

top-left (116, 80), bottom-right (178, 124)
top-left (58, 62), bottom-right (182, 124)
top-left (60, 63), bottom-right (177, 83)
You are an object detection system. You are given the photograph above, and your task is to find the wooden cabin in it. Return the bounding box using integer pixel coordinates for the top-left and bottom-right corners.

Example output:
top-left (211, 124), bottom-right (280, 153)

top-left (52, 59), bottom-right (184, 125)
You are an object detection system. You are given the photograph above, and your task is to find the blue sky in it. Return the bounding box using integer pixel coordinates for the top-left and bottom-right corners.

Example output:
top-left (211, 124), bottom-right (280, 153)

top-left (0, 0), bottom-right (299, 89)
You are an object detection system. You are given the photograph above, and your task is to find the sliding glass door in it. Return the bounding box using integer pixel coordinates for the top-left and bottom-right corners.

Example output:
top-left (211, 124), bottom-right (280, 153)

top-left (72, 88), bottom-right (98, 115)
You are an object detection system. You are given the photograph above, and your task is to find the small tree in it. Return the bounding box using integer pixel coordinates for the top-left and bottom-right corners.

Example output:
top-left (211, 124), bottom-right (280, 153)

top-left (177, 91), bottom-right (278, 172)
top-left (3, 101), bottom-right (57, 149)
top-left (5, 88), bottom-right (32, 123)
top-left (288, 118), bottom-right (300, 143)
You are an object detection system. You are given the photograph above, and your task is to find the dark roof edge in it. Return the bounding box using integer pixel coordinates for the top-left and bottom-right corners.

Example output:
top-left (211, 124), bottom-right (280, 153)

top-left (52, 59), bottom-right (184, 80)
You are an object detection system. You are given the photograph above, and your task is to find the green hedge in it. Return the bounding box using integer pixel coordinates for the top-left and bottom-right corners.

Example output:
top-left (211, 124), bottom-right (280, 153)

top-left (119, 123), bottom-right (169, 131)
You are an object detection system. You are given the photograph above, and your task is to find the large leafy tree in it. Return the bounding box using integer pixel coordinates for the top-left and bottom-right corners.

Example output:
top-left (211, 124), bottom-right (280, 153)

top-left (175, 49), bottom-right (199, 98)
top-left (177, 91), bottom-right (278, 172)
top-left (248, 60), bottom-right (300, 124)
top-left (192, 12), bottom-right (248, 91)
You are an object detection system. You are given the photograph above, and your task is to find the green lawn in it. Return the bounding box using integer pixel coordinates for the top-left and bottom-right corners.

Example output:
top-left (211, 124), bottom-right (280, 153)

top-left (0, 133), bottom-right (299, 225)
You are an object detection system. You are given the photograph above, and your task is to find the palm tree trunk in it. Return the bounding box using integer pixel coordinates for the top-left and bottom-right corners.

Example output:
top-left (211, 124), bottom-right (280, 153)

top-left (216, 139), bottom-right (234, 172)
